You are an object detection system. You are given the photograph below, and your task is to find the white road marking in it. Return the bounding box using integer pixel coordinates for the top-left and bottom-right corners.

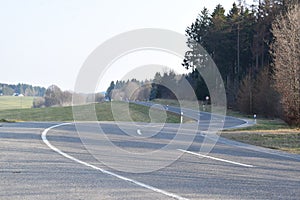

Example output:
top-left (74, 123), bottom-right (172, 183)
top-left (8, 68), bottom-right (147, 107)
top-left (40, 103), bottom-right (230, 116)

top-left (178, 149), bottom-right (255, 168)
top-left (137, 129), bottom-right (142, 135)
top-left (42, 123), bottom-right (189, 200)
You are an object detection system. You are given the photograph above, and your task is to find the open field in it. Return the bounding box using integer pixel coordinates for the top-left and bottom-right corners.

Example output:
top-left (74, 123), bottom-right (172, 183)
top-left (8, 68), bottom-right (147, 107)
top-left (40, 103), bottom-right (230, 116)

top-left (0, 96), bottom-right (34, 110)
top-left (0, 101), bottom-right (183, 123)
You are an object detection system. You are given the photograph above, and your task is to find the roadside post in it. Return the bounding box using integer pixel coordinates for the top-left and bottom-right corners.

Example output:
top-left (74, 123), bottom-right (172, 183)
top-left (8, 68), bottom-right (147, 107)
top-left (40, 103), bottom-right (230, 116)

top-left (180, 112), bottom-right (183, 123)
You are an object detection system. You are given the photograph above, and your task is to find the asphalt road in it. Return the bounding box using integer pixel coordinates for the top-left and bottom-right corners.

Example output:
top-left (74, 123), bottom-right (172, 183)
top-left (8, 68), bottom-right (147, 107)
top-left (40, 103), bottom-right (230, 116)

top-left (133, 101), bottom-right (249, 130)
top-left (1, 105), bottom-right (300, 199)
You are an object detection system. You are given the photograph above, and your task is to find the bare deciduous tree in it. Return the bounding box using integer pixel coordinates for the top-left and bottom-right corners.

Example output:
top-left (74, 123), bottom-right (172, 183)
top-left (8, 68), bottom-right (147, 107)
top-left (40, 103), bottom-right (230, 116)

top-left (253, 67), bottom-right (280, 118)
top-left (271, 4), bottom-right (300, 125)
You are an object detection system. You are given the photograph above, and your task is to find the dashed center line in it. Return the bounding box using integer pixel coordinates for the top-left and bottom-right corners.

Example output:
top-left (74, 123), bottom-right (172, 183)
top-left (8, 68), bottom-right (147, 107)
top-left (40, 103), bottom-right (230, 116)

top-left (178, 149), bottom-right (255, 168)
top-left (137, 129), bottom-right (142, 135)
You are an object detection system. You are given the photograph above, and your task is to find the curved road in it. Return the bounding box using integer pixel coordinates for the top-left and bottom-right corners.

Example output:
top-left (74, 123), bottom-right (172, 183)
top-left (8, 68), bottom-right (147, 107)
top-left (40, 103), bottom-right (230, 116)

top-left (0, 104), bottom-right (300, 199)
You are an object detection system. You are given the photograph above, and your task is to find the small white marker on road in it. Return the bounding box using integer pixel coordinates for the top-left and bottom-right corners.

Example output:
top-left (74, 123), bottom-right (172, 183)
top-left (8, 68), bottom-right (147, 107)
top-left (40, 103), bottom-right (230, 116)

top-left (137, 129), bottom-right (142, 135)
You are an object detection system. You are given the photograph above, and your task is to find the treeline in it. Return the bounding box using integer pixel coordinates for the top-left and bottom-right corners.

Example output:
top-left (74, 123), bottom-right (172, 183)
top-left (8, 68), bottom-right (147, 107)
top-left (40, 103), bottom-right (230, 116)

top-left (150, 71), bottom-right (208, 100)
top-left (33, 85), bottom-right (105, 108)
top-left (0, 83), bottom-right (45, 96)
top-left (183, 1), bottom-right (299, 125)
top-left (105, 79), bottom-right (152, 101)
top-left (106, 1), bottom-right (299, 126)
top-left (105, 71), bottom-right (206, 101)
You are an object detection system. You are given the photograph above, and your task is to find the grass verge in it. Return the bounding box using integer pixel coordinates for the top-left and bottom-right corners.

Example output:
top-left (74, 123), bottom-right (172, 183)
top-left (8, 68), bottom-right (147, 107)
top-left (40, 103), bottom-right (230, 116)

top-left (0, 119), bottom-right (15, 123)
top-left (221, 131), bottom-right (300, 154)
top-left (222, 118), bottom-right (299, 154)
top-left (225, 118), bottom-right (292, 131)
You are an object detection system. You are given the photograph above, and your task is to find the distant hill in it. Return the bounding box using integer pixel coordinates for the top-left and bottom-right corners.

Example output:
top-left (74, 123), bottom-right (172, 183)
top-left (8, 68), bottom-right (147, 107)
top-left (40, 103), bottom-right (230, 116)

top-left (0, 83), bottom-right (46, 97)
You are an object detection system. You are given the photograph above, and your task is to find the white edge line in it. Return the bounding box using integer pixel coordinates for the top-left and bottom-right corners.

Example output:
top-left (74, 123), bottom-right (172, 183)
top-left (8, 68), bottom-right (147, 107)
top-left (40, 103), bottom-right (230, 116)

top-left (178, 149), bottom-right (255, 168)
top-left (41, 123), bottom-right (189, 200)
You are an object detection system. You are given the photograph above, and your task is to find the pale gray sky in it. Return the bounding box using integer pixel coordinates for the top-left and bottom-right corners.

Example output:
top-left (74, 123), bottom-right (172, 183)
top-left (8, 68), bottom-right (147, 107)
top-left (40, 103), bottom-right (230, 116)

top-left (0, 0), bottom-right (251, 91)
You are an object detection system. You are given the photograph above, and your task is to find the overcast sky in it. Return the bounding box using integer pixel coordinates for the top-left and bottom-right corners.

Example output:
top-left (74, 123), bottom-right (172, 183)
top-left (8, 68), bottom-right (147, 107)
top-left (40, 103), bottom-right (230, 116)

top-left (0, 0), bottom-right (252, 92)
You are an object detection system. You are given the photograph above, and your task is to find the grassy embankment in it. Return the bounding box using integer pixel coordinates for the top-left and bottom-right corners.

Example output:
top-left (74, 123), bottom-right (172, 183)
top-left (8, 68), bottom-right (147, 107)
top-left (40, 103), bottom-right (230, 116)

top-left (0, 96), bottom-right (187, 123)
top-left (152, 98), bottom-right (300, 154)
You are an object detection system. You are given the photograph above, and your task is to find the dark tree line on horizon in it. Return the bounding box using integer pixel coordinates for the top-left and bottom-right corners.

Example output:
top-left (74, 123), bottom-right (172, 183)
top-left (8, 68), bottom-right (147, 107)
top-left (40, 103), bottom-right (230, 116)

top-left (0, 83), bottom-right (45, 97)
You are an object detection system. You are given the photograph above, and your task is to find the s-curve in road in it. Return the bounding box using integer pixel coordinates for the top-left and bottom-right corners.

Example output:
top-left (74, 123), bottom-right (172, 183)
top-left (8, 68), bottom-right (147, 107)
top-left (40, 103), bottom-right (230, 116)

top-left (133, 101), bottom-right (251, 130)
top-left (0, 110), bottom-right (299, 199)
